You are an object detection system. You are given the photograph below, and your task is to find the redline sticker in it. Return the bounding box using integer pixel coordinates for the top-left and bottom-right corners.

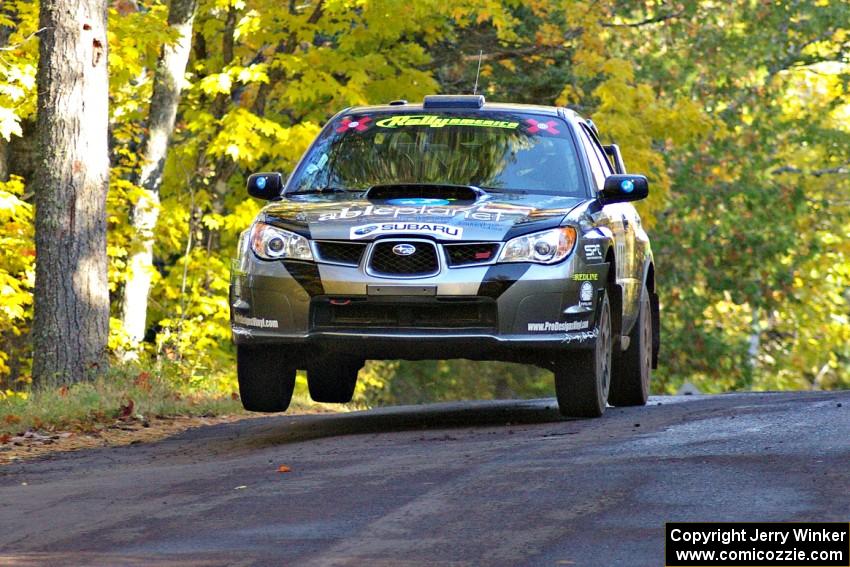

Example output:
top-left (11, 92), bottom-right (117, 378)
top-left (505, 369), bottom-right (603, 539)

top-left (572, 273), bottom-right (599, 281)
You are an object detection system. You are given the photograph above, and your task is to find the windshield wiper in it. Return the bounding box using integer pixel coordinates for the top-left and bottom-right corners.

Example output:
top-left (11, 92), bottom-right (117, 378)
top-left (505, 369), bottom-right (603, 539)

top-left (289, 186), bottom-right (352, 195)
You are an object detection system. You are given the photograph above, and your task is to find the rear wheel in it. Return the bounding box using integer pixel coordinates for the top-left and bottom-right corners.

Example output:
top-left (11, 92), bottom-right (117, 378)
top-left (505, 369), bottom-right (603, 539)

top-left (609, 285), bottom-right (652, 406)
top-left (307, 356), bottom-right (362, 403)
top-left (554, 293), bottom-right (612, 418)
top-left (236, 345), bottom-right (296, 412)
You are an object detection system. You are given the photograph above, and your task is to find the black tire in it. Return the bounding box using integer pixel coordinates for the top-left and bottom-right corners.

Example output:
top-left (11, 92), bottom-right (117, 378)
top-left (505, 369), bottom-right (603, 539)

top-left (307, 356), bottom-right (362, 403)
top-left (554, 292), bottom-right (612, 418)
top-left (236, 345), bottom-right (296, 412)
top-left (609, 285), bottom-right (652, 407)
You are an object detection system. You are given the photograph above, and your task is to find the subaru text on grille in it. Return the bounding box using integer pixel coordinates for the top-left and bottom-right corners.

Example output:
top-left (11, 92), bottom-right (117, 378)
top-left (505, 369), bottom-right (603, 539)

top-left (230, 95), bottom-right (660, 417)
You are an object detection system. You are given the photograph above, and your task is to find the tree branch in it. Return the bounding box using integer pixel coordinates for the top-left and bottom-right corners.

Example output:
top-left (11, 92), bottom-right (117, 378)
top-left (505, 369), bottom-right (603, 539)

top-left (0, 27), bottom-right (48, 51)
top-left (772, 164), bottom-right (850, 176)
top-left (601, 10), bottom-right (684, 28)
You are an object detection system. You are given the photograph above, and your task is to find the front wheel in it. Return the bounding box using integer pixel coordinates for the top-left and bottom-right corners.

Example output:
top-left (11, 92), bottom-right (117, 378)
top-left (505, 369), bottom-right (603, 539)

top-left (236, 345), bottom-right (296, 412)
top-left (307, 356), bottom-right (362, 403)
top-left (609, 285), bottom-right (652, 406)
top-left (554, 292), bottom-right (612, 418)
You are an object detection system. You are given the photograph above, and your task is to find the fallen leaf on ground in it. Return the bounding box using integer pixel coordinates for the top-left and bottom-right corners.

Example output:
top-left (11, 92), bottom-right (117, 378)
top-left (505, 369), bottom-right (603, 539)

top-left (118, 399), bottom-right (135, 420)
top-left (134, 372), bottom-right (152, 391)
top-left (277, 465), bottom-right (291, 473)
top-left (0, 434), bottom-right (10, 444)
top-left (23, 431), bottom-right (51, 441)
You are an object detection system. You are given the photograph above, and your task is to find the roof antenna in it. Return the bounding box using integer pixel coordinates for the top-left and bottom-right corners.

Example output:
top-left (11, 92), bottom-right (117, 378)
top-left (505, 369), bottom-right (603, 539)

top-left (472, 50), bottom-right (483, 95)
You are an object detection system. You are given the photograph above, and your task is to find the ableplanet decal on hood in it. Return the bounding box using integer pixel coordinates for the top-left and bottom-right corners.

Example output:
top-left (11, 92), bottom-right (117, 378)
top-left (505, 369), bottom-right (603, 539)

top-left (261, 193), bottom-right (584, 241)
top-left (315, 201), bottom-right (534, 223)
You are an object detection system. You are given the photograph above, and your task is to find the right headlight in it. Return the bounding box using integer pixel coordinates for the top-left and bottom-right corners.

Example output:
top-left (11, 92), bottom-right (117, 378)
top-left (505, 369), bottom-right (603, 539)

top-left (249, 222), bottom-right (314, 261)
top-left (497, 226), bottom-right (577, 265)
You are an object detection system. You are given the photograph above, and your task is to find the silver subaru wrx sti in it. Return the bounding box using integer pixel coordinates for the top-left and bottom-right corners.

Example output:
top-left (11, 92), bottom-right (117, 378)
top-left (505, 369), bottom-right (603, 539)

top-left (230, 95), bottom-right (659, 417)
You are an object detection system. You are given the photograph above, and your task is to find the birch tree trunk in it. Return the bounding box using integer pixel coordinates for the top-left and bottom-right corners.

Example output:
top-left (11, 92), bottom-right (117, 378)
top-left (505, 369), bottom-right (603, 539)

top-left (120, 0), bottom-right (197, 346)
top-left (32, 0), bottom-right (110, 385)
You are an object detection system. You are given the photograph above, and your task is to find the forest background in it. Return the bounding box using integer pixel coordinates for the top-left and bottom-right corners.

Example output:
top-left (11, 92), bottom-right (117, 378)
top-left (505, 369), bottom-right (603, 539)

top-left (1, 0), bottom-right (848, 410)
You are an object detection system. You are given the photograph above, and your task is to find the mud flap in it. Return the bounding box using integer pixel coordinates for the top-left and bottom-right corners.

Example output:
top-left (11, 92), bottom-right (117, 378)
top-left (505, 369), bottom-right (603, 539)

top-left (650, 291), bottom-right (660, 369)
top-left (607, 283), bottom-right (623, 352)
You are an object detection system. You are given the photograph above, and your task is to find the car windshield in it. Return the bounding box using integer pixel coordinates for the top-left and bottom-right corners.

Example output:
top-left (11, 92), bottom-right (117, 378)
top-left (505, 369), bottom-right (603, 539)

top-left (288, 111), bottom-right (585, 196)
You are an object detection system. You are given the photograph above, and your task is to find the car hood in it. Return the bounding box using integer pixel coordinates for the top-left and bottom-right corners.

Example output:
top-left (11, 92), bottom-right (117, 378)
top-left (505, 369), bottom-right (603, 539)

top-left (261, 192), bottom-right (586, 242)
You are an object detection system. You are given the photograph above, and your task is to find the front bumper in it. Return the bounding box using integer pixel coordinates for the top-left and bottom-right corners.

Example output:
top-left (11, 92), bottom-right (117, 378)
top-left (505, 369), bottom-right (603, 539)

top-left (230, 244), bottom-right (608, 362)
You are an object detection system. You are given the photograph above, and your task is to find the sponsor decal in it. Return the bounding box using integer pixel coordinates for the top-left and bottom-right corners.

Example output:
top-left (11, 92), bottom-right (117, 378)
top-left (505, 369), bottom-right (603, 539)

top-left (527, 320), bottom-right (590, 332)
top-left (386, 198), bottom-right (451, 206)
top-left (580, 281), bottom-right (595, 303)
top-left (620, 179), bottom-right (634, 193)
top-left (349, 222), bottom-right (463, 240)
top-left (336, 116), bottom-right (372, 133)
top-left (352, 224), bottom-right (379, 237)
top-left (234, 314), bottom-right (279, 329)
top-left (316, 203), bottom-right (534, 223)
top-left (561, 329), bottom-right (599, 344)
top-left (525, 118), bottom-right (561, 135)
top-left (375, 115), bottom-right (520, 130)
top-left (255, 176), bottom-right (267, 189)
top-left (584, 243), bottom-right (603, 261)
top-left (572, 273), bottom-right (599, 281)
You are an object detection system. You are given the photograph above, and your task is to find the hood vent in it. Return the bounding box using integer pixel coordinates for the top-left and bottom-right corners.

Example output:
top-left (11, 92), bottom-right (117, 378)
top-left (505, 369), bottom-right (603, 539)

top-left (365, 183), bottom-right (484, 203)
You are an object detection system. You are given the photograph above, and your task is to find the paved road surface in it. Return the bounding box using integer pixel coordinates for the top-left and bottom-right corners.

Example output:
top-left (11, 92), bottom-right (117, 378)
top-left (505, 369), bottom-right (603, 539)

top-left (1, 391), bottom-right (848, 566)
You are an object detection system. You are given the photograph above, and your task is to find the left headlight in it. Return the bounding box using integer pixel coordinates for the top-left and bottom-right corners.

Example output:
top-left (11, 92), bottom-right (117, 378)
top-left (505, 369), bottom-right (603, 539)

top-left (498, 226), bottom-right (577, 265)
top-left (249, 222), bottom-right (314, 261)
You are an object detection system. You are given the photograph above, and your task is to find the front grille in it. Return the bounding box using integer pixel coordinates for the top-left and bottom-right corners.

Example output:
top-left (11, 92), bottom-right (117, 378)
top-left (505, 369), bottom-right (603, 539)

top-left (312, 299), bottom-right (498, 331)
top-left (369, 241), bottom-right (439, 276)
top-left (445, 243), bottom-right (500, 266)
top-left (315, 241), bottom-right (367, 266)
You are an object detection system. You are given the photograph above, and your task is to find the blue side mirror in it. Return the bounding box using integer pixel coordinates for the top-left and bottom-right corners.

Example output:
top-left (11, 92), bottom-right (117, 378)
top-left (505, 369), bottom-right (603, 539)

top-left (247, 172), bottom-right (284, 200)
top-left (600, 174), bottom-right (648, 204)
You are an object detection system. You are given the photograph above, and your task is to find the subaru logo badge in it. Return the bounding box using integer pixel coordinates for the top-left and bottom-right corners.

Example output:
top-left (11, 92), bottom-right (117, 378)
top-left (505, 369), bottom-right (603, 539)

top-left (392, 244), bottom-right (416, 256)
top-left (354, 225), bottom-right (378, 236)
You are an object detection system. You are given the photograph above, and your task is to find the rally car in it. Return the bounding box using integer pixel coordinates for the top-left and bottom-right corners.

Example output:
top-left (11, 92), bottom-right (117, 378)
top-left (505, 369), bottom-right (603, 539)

top-left (230, 95), bottom-right (659, 417)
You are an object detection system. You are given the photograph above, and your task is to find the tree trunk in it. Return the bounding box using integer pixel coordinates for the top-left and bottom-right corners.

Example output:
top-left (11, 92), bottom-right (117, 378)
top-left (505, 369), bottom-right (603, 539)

top-left (32, 0), bottom-right (110, 385)
top-left (0, 140), bottom-right (8, 182)
top-left (121, 0), bottom-right (198, 346)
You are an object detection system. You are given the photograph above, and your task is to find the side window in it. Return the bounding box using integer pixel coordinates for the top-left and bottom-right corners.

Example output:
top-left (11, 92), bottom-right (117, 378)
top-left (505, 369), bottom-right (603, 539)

top-left (592, 141), bottom-right (614, 176)
top-left (578, 126), bottom-right (607, 190)
top-left (583, 125), bottom-right (614, 175)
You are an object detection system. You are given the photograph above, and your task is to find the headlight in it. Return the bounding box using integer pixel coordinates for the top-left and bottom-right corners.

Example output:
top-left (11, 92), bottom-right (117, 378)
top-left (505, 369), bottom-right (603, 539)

top-left (249, 222), bottom-right (314, 261)
top-left (498, 226), bottom-right (577, 264)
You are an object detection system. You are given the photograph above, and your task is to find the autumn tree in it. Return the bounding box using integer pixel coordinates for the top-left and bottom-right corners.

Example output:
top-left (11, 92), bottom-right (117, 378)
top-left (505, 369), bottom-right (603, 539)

top-left (0, 0), bottom-right (846, 399)
top-left (121, 0), bottom-right (198, 348)
top-left (0, 1), bottom-right (20, 182)
top-left (31, 0), bottom-right (111, 384)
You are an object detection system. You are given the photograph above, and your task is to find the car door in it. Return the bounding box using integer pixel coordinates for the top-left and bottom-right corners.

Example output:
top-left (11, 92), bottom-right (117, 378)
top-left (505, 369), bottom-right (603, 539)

top-left (577, 124), bottom-right (640, 329)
